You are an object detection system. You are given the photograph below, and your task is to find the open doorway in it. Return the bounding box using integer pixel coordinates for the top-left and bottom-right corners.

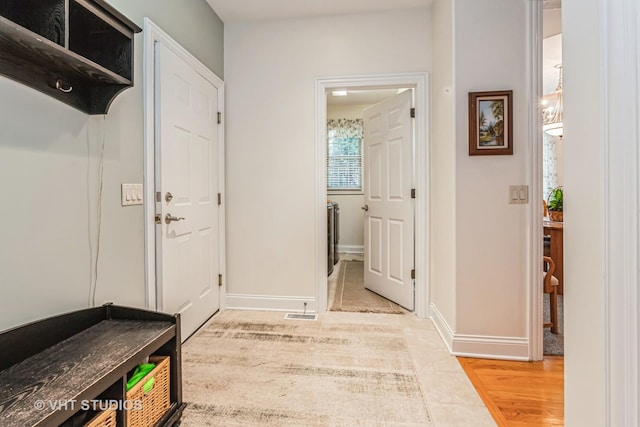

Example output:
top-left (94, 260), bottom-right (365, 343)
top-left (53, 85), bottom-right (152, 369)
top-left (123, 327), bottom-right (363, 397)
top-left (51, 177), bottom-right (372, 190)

top-left (326, 88), bottom-right (412, 314)
top-left (541, 1), bottom-right (564, 357)
top-left (314, 73), bottom-right (430, 319)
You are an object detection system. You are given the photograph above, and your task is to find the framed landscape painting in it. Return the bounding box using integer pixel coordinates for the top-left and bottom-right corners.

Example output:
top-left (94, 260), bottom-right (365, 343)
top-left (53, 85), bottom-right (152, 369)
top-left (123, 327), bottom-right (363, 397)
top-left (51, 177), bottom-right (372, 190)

top-left (468, 90), bottom-right (513, 155)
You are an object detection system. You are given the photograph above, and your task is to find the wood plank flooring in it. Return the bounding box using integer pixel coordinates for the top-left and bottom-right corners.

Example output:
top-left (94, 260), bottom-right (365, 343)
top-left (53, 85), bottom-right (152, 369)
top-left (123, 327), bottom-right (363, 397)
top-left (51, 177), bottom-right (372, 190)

top-left (457, 356), bottom-right (564, 426)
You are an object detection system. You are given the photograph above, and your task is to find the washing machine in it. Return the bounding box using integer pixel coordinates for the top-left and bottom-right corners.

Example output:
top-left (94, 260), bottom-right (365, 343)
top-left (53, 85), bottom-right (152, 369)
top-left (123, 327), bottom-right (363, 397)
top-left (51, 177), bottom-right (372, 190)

top-left (332, 202), bottom-right (340, 265)
top-left (327, 203), bottom-right (335, 275)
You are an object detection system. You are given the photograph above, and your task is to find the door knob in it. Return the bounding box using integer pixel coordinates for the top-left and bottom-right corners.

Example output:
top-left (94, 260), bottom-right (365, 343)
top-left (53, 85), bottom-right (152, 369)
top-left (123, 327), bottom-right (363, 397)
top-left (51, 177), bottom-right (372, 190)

top-left (165, 214), bottom-right (185, 224)
top-left (165, 192), bottom-right (173, 202)
top-left (361, 204), bottom-right (369, 212)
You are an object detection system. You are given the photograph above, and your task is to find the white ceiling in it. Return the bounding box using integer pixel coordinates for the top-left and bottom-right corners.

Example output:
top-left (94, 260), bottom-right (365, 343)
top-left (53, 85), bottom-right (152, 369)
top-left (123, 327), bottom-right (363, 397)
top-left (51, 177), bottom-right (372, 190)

top-left (543, 2), bottom-right (562, 95)
top-left (205, 0), bottom-right (432, 23)
top-left (543, 4), bottom-right (562, 38)
top-left (327, 89), bottom-right (404, 106)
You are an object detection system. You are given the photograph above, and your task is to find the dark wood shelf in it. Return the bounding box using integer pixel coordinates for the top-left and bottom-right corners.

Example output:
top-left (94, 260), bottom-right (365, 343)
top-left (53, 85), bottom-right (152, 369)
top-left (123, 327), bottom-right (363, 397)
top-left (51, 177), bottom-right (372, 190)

top-left (0, 0), bottom-right (141, 114)
top-left (0, 305), bottom-right (184, 427)
top-left (0, 0), bottom-right (65, 46)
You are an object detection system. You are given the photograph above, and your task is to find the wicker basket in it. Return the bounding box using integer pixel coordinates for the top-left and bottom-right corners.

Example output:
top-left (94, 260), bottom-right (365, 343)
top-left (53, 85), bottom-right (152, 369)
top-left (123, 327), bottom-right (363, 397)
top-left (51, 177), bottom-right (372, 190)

top-left (84, 407), bottom-right (117, 427)
top-left (549, 210), bottom-right (563, 222)
top-left (125, 356), bottom-right (171, 427)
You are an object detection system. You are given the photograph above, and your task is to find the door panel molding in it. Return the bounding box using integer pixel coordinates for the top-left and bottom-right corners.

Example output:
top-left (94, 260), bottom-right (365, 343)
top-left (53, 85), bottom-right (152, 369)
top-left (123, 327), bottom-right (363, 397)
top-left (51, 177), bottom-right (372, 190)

top-left (143, 18), bottom-right (225, 314)
top-left (156, 40), bottom-right (219, 338)
top-left (363, 90), bottom-right (414, 309)
top-left (315, 73), bottom-right (430, 317)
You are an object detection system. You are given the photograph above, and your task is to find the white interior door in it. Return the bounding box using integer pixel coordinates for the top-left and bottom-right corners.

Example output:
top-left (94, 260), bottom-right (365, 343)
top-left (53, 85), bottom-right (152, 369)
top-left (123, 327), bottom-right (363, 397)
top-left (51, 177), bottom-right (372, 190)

top-left (155, 42), bottom-right (220, 340)
top-left (363, 90), bottom-right (414, 310)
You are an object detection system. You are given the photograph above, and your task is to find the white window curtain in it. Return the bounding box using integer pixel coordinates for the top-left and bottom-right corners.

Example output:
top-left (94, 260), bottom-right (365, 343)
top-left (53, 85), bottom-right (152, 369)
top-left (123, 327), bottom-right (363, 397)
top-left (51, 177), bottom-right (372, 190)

top-left (542, 132), bottom-right (561, 198)
top-left (327, 119), bottom-right (363, 191)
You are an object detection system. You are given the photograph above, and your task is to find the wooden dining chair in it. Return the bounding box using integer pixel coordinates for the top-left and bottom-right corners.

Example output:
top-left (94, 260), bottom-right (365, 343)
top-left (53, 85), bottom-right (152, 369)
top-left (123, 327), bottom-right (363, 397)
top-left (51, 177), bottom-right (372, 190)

top-left (543, 256), bottom-right (560, 334)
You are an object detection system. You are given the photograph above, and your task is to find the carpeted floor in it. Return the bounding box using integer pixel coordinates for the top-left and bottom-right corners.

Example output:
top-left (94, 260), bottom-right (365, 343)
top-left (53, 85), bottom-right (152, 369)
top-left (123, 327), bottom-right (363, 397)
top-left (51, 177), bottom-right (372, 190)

top-left (543, 294), bottom-right (564, 356)
top-left (329, 260), bottom-right (405, 314)
top-left (179, 310), bottom-right (495, 426)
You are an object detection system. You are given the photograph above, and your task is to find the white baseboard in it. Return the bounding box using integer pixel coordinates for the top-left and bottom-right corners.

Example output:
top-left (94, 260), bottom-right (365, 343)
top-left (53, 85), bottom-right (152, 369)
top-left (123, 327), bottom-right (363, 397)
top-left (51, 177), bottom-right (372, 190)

top-left (452, 335), bottom-right (529, 360)
top-left (337, 244), bottom-right (364, 254)
top-left (225, 294), bottom-right (317, 313)
top-left (430, 303), bottom-right (529, 360)
top-left (429, 303), bottom-right (454, 353)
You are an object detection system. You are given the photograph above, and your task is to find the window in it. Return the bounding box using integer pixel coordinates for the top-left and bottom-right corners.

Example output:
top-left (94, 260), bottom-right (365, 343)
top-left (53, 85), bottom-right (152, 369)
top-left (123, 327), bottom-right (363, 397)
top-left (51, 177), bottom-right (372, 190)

top-left (327, 136), bottom-right (362, 190)
top-left (327, 119), bottom-right (363, 192)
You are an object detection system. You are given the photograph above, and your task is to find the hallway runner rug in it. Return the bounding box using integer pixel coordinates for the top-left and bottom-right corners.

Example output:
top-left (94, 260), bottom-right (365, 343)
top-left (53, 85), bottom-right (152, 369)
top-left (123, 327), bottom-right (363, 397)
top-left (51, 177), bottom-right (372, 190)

top-left (330, 260), bottom-right (405, 314)
top-left (179, 311), bottom-right (433, 426)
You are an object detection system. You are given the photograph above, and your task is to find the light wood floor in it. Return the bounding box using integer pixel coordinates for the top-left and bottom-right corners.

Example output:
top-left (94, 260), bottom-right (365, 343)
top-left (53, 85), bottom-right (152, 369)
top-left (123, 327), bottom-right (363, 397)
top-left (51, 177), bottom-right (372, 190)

top-left (457, 356), bottom-right (564, 426)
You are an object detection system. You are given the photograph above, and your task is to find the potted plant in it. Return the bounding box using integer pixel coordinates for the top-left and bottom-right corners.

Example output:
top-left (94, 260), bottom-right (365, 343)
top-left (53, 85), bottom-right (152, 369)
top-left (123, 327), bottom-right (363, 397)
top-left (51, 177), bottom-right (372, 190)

top-left (547, 186), bottom-right (563, 222)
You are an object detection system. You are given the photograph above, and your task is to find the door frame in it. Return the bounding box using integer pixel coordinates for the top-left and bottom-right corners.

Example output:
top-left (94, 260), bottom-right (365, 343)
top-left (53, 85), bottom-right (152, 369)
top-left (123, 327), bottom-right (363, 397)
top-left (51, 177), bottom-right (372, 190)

top-left (527, 0), bottom-right (544, 361)
top-left (142, 18), bottom-right (226, 312)
top-left (315, 73), bottom-right (430, 318)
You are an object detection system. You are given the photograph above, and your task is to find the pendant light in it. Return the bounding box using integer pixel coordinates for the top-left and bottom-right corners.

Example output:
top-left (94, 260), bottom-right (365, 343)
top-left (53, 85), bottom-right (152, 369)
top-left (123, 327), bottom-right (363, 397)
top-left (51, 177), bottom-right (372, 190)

top-left (543, 64), bottom-right (563, 137)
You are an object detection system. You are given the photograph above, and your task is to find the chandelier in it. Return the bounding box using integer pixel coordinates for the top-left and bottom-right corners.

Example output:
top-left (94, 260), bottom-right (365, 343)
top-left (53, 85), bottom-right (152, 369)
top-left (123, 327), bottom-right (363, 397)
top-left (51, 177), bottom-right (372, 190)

top-left (542, 64), bottom-right (563, 137)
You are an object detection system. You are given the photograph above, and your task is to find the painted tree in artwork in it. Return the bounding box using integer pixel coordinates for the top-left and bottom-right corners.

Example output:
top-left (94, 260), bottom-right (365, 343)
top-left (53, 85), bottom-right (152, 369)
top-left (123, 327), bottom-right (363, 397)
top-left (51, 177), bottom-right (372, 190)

top-left (490, 100), bottom-right (504, 137)
top-left (478, 110), bottom-right (487, 131)
top-left (490, 100), bottom-right (504, 121)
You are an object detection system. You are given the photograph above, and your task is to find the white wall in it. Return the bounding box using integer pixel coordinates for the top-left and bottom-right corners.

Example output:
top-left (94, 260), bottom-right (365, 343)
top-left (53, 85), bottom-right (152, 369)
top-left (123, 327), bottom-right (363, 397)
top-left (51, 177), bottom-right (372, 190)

top-left (327, 104), bottom-right (369, 121)
top-left (0, 0), bottom-right (224, 331)
top-left (430, 0), bottom-right (457, 337)
top-left (453, 0), bottom-right (529, 347)
top-left (563, 0), bottom-right (606, 423)
top-left (329, 195), bottom-right (364, 252)
top-left (224, 9), bottom-right (431, 304)
top-left (0, 89), bottom-right (101, 330)
top-left (558, 0), bottom-right (640, 422)
top-left (431, 0), bottom-right (530, 357)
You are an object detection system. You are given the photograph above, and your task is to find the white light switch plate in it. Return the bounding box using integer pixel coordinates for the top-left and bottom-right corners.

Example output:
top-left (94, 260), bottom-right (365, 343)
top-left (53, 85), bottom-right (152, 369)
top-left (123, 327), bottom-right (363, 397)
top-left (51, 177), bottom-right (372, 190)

top-left (121, 183), bottom-right (143, 206)
top-left (509, 185), bottom-right (529, 204)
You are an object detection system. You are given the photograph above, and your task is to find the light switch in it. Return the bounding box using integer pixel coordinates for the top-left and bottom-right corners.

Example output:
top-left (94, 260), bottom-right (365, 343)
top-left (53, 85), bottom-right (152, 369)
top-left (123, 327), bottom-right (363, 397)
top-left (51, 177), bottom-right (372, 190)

top-left (121, 184), bottom-right (144, 206)
top-left (509, 185), bottom-right (529, 204)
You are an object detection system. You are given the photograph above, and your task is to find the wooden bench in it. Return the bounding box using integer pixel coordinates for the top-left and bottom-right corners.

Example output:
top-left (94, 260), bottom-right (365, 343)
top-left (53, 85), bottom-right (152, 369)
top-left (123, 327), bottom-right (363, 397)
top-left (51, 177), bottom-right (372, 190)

top-left (0, 304), bottom-right (185, 426)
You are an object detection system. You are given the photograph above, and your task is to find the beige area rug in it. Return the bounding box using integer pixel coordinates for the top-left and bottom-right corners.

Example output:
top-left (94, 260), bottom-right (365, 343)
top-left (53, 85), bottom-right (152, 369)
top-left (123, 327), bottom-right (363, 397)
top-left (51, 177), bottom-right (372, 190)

top-left (330, 260), bottom-right (405, 314)
top-left (179, 311), bottom-right (434, 426)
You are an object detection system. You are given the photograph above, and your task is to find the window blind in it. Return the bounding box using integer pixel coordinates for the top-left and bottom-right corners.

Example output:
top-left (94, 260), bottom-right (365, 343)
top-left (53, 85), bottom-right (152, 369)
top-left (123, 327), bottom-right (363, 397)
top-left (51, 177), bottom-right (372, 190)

top-left (327, 119), bottom-right (363, 191)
